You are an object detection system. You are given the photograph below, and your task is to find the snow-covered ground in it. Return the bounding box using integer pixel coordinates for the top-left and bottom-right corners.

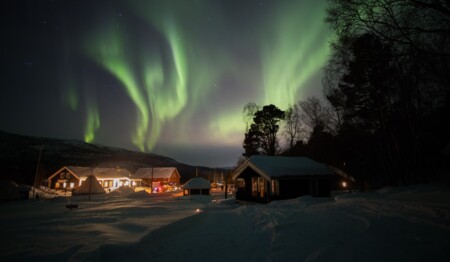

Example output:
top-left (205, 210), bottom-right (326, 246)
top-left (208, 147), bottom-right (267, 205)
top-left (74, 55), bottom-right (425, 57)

top-left (1, 185), bottom-right (449, 261)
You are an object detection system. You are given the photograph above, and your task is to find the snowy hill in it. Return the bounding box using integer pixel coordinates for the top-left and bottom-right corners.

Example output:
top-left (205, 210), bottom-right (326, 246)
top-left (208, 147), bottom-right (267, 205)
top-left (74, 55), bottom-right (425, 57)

top-left (0, 184), bottom-right (449, 261)
top-left (0, 130), bottom-right (218, 185)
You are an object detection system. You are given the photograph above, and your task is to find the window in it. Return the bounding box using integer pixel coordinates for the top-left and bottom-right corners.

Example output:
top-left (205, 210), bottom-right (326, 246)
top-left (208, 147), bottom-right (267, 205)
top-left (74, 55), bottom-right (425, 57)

top-left (70, 182), bottom-right (74, 188)
top-left (251, 177), bottom-right (267, 198)
top-left (252, 177), bottom-right (258, 197)
top-left (271, 180), bottom-right (279, 196)
top-left (258, 177), bottom-right (265, 198)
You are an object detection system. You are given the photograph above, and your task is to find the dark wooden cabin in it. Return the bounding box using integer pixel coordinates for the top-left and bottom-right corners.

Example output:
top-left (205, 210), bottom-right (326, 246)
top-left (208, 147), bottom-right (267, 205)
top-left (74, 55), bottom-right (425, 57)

top-left (233, 156), bottom-right (352, 203)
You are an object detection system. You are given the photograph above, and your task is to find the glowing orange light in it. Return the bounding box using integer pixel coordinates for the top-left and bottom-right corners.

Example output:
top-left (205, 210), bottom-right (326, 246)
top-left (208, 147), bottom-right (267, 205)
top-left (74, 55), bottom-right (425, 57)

top-left (342, 181), bottom-right (347, 188)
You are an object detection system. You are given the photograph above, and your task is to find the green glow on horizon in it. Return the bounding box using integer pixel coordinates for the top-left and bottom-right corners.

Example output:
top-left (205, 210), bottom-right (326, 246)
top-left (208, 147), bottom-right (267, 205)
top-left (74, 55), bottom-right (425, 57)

top-left (84, 103), bottom-right (100, 143)
top-left (209, 111), bottom-right (245, 145)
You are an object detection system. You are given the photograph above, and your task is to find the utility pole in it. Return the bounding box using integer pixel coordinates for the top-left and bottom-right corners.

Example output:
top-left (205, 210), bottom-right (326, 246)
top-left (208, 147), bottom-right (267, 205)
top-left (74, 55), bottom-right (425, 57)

top-left (224, 171), bottom-right (228, 199)
top-left (151, 167), bottom-right (154, 194)
top-left (88, 175), bottom-right (93, 201)
top-left (32, 146), bottom-right (44, 198)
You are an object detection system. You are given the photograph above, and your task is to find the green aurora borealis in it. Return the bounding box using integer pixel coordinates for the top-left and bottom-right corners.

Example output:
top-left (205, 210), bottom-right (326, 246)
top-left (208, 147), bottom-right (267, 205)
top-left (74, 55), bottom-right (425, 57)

top-left (2, 0), bottom-right (331, 166)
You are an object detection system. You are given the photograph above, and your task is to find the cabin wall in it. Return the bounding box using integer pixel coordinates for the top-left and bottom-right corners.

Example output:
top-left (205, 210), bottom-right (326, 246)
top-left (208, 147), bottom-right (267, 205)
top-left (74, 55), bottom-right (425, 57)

top-left (169, 172), bottom-right (180, 184)
top-left (317, 177), bottom-right (332, 196)
top-left (48, 169), bottom-right (79, 189)
top-left (142, 175), bottom-right (179, 187)
top-left (277, 178), bottom-right (310, 199)
top-left (275, 176), bottom-right (333, 199)
top-left (184, 188), bottom-right (210, 195)
top-left (235, 170), bottom-right (337, 202)
top-left (235, 168), bottom-right (269, 203)
top-left (97, 178), bottom-right (132, 189)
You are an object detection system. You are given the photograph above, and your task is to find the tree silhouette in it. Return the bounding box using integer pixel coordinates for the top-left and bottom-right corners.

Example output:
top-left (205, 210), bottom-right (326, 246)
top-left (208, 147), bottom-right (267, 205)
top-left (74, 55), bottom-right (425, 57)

top-left (243, 104), bottom-right (285, 156)
top-left (325, 0), bottom-right (450, 186)
top-left (284, 104), bottom-right (302, 150)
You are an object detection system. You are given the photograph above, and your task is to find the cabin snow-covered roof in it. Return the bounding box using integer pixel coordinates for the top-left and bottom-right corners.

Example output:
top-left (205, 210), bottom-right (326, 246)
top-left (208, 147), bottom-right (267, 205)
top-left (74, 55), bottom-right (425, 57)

top-left (90, 167), bottom-right (133, 180)
top-left (50, 166), bottom-right (134, 180)
top-left (182, 177), bottom-right (211, 189)
top-left (233, 156), bottom-right (334, 181)
top-left (134, 167), bottom-right (180, 179)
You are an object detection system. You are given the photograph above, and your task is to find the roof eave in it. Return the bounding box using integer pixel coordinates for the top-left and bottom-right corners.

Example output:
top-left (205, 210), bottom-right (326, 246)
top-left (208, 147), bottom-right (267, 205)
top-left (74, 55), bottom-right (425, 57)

top-left (232, 159), bottom-right (271, 181)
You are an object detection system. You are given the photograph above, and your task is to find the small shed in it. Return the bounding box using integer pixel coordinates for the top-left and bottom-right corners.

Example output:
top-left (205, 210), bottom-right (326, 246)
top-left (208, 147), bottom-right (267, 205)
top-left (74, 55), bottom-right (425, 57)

top-left (233, 156), bottom-right (347, 203)
top-left (182, 177), bottom-right (211, 196)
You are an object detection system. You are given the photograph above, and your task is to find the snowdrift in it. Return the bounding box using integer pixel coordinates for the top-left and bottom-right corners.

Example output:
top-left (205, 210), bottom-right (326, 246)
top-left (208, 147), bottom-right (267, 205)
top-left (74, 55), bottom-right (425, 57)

top-left (1, 184), bottom-right (449, 261)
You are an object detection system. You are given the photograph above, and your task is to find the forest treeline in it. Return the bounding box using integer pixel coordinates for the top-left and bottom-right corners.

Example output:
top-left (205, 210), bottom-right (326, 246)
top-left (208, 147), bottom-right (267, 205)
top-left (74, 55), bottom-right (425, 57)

top-left (242, 0), bottom-right (450, 190)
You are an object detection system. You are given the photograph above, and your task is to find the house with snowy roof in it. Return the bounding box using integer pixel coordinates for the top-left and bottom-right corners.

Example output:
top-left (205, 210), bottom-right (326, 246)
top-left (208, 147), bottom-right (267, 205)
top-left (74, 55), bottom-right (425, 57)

top-left (182, 177), bottom-right (211, 196)
top-left (47, 166), bottom-right (139, 191)
top-left (233, 156), bottom-right (352, 203)
top-left (134, 167), bottom-right (181, 190)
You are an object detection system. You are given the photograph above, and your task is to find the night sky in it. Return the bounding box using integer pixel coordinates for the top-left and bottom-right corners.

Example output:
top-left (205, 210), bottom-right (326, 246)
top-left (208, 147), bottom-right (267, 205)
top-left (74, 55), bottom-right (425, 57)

top-left (1, 0), bottom-right (331, 167)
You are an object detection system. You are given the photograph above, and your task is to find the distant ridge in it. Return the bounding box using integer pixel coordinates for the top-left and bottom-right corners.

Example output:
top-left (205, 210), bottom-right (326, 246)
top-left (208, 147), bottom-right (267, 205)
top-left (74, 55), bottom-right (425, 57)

top-left (0, 130), bottom-right (222, 185)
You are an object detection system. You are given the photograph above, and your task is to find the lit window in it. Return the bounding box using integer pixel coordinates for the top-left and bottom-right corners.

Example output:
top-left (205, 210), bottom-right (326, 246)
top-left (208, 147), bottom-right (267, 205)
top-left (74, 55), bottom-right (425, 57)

top-left (70, 182), bottom-right (74, 188)
top-left (252, 177), bottom-right (258, 197)
top-left (258, 177), bottom-right (265, 198)
top-left (271, 180), bottom-right (279, 196)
